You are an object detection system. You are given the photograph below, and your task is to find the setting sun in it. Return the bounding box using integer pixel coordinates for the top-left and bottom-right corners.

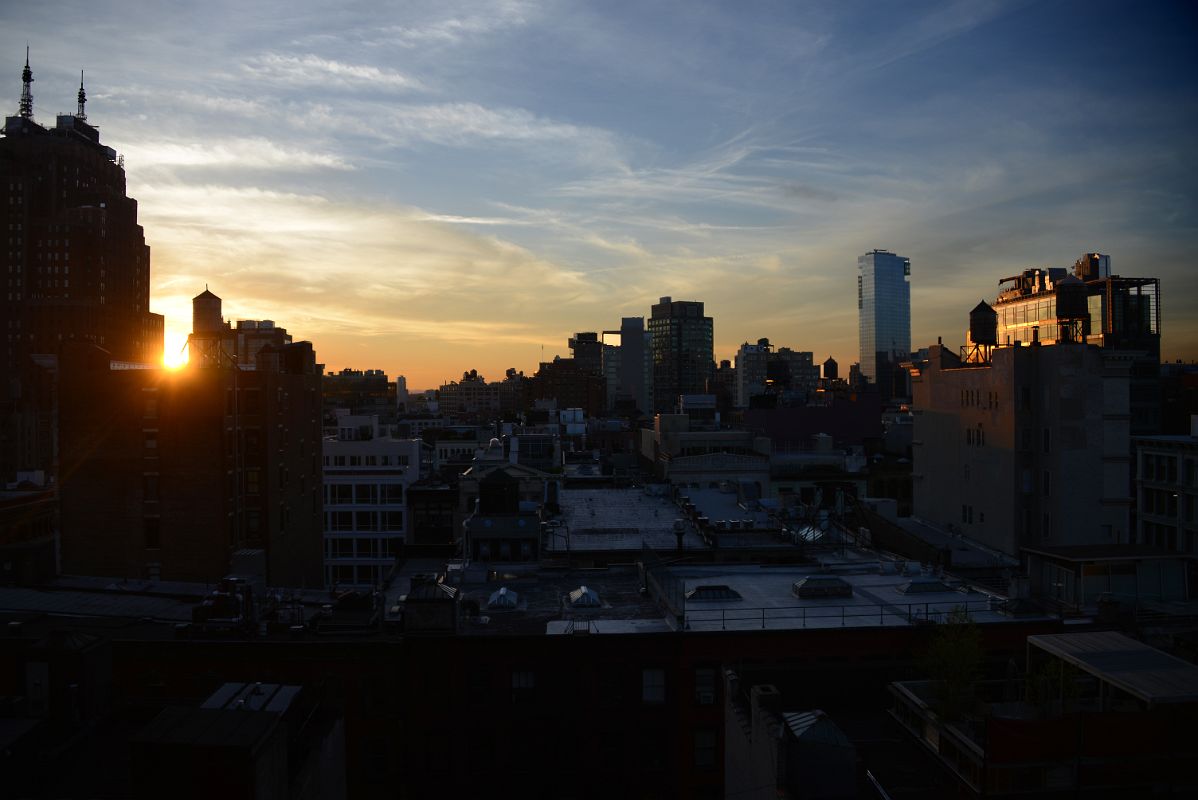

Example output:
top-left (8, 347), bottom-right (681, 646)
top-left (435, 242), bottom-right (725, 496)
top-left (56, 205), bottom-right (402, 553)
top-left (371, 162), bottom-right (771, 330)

top-left (163, 331), bottom-right (189, 370)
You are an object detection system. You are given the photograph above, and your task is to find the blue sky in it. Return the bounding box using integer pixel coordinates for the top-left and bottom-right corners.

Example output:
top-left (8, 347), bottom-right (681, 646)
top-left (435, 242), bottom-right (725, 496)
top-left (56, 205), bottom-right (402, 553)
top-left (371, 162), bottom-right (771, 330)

top-left (3, 0), bottom-right (1195, 386)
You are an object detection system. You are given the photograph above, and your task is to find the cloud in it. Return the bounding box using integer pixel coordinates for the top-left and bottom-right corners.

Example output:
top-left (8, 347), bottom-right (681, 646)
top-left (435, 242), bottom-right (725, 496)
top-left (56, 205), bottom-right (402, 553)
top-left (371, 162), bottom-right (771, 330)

top-left (242, 53), bottom-right (426, 91)
top-left (125, 137), bottom-right (353, 171)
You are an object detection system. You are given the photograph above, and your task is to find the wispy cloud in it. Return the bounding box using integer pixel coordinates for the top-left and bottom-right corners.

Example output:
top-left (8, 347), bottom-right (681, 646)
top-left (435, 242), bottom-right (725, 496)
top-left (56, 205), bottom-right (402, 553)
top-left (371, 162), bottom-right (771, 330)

top-left (242, 53), bottom-right (426, 91)
top-left (126, 138), bottom-right (353, 171)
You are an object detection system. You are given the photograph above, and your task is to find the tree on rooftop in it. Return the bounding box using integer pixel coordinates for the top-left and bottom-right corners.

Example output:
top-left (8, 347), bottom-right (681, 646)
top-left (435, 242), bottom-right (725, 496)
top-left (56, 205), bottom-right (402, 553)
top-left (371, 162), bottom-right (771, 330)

top-left (921, 606), bottom-right (982, 721)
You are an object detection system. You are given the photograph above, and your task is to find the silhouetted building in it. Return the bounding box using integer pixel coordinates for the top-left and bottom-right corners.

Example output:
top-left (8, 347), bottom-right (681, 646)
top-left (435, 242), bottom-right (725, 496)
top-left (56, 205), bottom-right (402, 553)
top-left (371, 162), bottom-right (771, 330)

top-left (188, 288), bottom-right (292, 369)
top-left (1, 57), bottom-right (163, 480)
top-left (735, 338), bottom-right (772, 408)
top-left (0, 478), bottom-right (56, 583)
top-left (321, 367), bottom-right (392, 418)
top-left (619, 316), bottom-right (653, 414)
top-left (650, 296), bottom-right (714, 412)
top-left (568, 331), bottom-right (603, 375)
top-left (823, 356), bottom-right (839, 380)
top-left (858, 250), bottom-right (911, 401)
top-left (438, 370), bottom-right (499, 420)
top-left (58, 305), bottom-right (324, 586)
top-left (532, 356), bottom-right (606, 417)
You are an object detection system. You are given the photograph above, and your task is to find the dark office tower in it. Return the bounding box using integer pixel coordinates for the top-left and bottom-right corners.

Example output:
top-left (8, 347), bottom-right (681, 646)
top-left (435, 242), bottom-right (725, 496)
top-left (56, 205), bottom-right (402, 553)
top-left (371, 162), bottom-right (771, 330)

top-left (858, 250), bottom-right (911, 400)
top-left (1, 56), bottom-right (163, 479)
top-left (823, 356), bottom-right (839, 380)
top-left (649, 296), bottom-right (713, 412)
top-left (568, 331), bottom-right (603, 375)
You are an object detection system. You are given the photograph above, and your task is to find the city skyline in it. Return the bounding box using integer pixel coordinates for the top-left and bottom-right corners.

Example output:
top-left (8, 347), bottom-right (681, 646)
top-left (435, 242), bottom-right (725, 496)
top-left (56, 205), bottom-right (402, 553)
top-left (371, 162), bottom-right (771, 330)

top-left (3, 1), bottom-right (1195, 389)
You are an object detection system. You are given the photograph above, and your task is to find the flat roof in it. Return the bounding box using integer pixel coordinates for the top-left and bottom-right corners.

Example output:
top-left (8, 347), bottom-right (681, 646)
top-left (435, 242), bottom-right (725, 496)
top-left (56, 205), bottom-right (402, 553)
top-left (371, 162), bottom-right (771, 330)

top-left (1023, 544), bottom-right (1180, 562)
top-left (552, 487), bottom-right (707, 552)
top-left (0, 586), bottom-right (195, 621)
top-left (1028, 632), bottom-right (1198, 706)
top-left (669, 564), bottom-right (1021, 631)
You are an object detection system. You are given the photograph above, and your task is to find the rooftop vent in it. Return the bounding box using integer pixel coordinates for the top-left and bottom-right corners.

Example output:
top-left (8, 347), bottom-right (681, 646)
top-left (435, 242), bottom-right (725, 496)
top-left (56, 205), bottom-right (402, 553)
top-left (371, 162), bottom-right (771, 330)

top-left (685, 584), bottom-right (743, 602)
top-left (898, 578), bottom-right (950, 595)
top-left (487, 586), bottom-right (518, 609)
top-left (792, 576), bottom-right (853, 599)
top-left (568, 585), bottom-right (601, 608)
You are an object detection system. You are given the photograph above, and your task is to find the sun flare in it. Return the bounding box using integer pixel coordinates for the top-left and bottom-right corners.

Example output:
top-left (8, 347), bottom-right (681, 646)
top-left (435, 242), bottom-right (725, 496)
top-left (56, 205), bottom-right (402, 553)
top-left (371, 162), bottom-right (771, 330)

top-left (163, 331), bottom-right (189, 370)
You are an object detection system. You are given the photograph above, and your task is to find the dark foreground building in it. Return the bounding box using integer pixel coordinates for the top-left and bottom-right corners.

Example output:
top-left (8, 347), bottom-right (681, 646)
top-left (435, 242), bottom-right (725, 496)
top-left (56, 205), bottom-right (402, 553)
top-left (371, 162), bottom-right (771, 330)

top-left (1, 55), bottom-right (163, 481)
top-left (58, 293), bottom-right (324, 586)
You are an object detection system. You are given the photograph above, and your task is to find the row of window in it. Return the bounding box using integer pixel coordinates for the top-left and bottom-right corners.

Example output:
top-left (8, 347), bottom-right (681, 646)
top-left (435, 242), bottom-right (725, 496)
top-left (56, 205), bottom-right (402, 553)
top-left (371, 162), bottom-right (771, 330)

top-left (324, 537), bottom-right (400, 560)
top-left (324, 454), bottom-right (409, 467)
top-left (1140, 452), bottom-right (1197, 485)
top-left (326, 563), bottom-right (390, 587)
top-left (325, 510), bottom-right (404, 532)
top-left (960, 389), bottom-right (999, 409)
top-left (1139, 523), bottom-right (1197, 554)
top-left (1141, 487), bottom-right (1183, 518)
top-left (325, 483), bottom-right (405, 505)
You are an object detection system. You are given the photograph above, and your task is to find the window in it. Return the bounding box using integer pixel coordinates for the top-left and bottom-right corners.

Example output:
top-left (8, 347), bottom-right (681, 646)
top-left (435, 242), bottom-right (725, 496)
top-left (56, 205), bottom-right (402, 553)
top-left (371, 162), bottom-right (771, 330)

top-left (143, 518), bottom-right (161, 549)
top-left (1042, 471), bottom-right (1051, 497)
top-left (381, 484), bottom-right (404, 505)
top-left (383, 511), bottom-right (404, 531)
top-left (329, 484), bottom-right (353, 505)
top-left (512, 670), bottom-right (535, 704)
top-left (642, 668), bottom-right (665, 704)
top-left (246, 469), bottom-right (260, 496)
top-left (143, 474), bottom-right (159, 502)
top-left (695, 668), bottom-right (716, 705)
top-left (143, 430), bottom-right (158, 450)
top-left (328, 511), bottom-right (353, 531)
top-left (355, 484), bottom-right (377, 505)
top-left (1043, 428), bottom-right (1051, 453)
top-left (356, 511), bottom-right (378, 531)
top-left (694, 729), bottom-right (717, 770)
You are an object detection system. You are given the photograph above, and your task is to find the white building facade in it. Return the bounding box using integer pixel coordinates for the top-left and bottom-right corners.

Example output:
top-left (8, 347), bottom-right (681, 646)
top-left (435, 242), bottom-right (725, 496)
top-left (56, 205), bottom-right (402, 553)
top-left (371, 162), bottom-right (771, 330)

top-left (322, 415), bottom-right (422, 588)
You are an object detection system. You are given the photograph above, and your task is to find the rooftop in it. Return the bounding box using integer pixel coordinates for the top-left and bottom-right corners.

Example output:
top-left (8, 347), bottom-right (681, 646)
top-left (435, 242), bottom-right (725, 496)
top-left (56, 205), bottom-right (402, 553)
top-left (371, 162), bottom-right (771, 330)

top-left (1028, 631), bottom-right (1198, 707)
top-left (668, 562), bottom-right (1022, 631)
top-left (551, 487), bottom-right (706, 552)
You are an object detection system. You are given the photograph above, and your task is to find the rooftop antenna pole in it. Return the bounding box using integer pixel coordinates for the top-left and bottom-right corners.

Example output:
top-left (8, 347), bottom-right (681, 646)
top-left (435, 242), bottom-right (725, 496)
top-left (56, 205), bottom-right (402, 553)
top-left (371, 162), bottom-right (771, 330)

top-left (76, 69), bottom-right (86, 120)
top-left (19, 46), bottom-right (33, 120)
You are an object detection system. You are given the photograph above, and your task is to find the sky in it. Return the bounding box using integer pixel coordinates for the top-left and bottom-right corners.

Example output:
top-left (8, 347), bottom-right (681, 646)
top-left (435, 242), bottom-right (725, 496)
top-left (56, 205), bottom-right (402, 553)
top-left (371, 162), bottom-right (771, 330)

top-left (3, 0), bottom-right (1196, 388)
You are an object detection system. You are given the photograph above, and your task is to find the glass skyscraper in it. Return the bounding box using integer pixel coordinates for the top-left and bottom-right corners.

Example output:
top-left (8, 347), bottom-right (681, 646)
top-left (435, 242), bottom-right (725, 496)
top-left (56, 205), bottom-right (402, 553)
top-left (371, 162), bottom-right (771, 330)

top-left (857, 250), bottom-right (911, 399)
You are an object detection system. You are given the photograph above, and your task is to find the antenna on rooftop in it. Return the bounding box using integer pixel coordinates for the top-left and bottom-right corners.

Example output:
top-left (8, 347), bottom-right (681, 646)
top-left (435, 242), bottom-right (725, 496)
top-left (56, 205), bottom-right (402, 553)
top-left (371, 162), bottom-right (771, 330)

top-left (76, 69), bottom-right (86, 120)
top-left (19, 46), bottom-right (33, 120)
